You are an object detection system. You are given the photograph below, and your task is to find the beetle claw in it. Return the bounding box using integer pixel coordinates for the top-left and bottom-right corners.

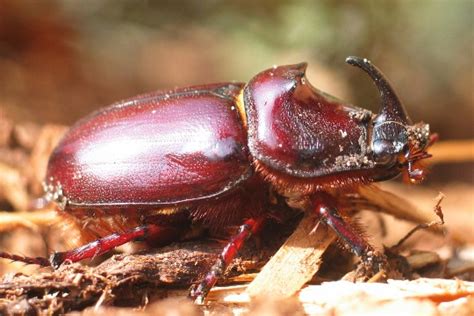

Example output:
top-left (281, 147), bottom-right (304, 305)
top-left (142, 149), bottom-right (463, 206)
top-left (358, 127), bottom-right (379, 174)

top-left (356, 251), bottom-right (391, 281)
top-left (50, 252), bottom-right (65, 269)
top-left (188, 285), bottom-right (206, 304)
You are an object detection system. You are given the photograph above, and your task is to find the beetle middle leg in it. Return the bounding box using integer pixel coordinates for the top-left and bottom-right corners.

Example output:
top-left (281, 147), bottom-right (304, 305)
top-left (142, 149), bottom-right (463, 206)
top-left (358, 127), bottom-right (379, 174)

top-left (189, 216), bottom-right (266, 303)
top-left (50, 224), bottom-right (181, 268)
top-left (313, 192), bottom-right (387, 274)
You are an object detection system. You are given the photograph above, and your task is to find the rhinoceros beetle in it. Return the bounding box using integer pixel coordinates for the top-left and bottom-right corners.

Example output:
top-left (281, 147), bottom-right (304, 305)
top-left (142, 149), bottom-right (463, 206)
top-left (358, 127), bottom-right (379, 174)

top-left (0, 56), bottom-right (435, 302)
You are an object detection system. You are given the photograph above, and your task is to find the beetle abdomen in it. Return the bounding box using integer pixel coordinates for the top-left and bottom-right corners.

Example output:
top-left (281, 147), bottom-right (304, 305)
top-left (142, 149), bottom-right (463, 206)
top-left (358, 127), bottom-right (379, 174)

top-left (46, 83), bottom-right (252, 208)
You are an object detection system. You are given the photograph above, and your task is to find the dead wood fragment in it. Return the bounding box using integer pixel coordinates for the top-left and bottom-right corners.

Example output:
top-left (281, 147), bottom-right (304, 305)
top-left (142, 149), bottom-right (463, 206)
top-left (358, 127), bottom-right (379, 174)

top-left (211, 278), bottom-right (474, 315)
top-left (246, 211), bottom-right (335, 299)
top-left (297, 278), bottom-right (474, 315)
top-left (0, 239), bottom-right (276, 314)
top-left (226, 272), bottom-right (258, 283)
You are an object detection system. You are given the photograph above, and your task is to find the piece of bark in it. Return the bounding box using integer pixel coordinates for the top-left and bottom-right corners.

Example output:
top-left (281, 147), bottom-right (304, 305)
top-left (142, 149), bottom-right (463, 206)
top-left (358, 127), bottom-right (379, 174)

top-left (0, 238), bottom-right (278, 314)
top-left (246, 211), bottom-right (335, 298)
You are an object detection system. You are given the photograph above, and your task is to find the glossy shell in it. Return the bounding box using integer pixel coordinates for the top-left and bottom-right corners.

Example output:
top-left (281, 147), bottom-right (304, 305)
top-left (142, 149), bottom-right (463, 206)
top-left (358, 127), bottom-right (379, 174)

top-left (244, 63), bottom-right (375, 178)
top-left (45, 83), bottom-right (251, 207)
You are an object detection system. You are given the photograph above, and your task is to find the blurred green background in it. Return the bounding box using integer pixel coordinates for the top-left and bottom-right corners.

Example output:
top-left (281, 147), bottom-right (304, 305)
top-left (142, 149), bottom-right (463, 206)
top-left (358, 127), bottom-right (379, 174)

top-left (0, 0), bottom-right (472, 183)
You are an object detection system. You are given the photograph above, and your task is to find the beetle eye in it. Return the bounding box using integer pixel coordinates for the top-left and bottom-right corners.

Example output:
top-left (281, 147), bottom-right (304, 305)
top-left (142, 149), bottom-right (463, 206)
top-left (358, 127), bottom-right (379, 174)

top-left (373, 140), bottom-right (397, 166)
top-left (375, 152), bottom-right (396, 166)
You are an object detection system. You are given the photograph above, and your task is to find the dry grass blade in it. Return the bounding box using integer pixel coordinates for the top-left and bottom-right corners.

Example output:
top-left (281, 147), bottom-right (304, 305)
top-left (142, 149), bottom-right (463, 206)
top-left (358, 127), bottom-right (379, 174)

top-left (0, 239), bottom-right (276, 314)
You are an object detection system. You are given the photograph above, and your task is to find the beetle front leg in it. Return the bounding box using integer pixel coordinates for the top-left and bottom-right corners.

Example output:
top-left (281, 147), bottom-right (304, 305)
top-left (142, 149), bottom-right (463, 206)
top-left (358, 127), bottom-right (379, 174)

top-left (313, 192), bottom-right (387, 274)
top-left (50, 224), bottom-right (180, 268)
top-left (189, 217), bottom-right (265, 303)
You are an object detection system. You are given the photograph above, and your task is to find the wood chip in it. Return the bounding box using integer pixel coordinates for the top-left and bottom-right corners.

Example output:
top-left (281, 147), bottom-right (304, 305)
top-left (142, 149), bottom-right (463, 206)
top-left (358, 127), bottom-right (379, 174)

top-left (0, 238), bottom-right (275, 314)
top-left (246, 211), bottom-right (335, 298)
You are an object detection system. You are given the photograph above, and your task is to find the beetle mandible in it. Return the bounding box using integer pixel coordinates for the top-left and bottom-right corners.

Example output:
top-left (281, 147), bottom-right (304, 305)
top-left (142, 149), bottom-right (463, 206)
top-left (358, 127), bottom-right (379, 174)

top-left (0, 56), bottom-right (435, 302)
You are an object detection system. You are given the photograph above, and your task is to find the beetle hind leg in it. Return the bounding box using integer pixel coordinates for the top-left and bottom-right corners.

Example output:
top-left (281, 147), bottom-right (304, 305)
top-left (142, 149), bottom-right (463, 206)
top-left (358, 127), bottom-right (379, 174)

top-left (50, 224), bottom-right (181, 268)
top-left (189, 216), bottom-right (266, 303)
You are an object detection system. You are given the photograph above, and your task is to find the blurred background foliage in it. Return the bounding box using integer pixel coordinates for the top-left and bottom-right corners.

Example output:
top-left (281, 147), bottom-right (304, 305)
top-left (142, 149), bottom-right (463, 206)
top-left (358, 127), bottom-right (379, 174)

top-left (0, 0), bottom-right (472, 182)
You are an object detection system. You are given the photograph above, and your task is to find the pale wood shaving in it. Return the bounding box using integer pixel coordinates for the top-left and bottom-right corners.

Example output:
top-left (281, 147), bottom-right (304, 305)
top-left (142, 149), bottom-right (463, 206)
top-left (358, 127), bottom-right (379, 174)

top-left (209, 278), bottom-right (474, 315)
top-left (246, 211), bottom-right (335, 299)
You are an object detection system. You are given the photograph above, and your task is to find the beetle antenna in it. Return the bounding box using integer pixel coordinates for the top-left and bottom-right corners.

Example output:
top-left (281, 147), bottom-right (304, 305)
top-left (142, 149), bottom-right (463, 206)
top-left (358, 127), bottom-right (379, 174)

top-left (0, 251), bottom-right (51, 267)
top-left (345, 56), bottom-right (411, 125)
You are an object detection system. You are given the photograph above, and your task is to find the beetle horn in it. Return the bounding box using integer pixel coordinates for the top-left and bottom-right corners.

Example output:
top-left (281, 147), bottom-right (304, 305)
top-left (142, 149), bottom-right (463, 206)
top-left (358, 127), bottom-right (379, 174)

top-left (345, 56), bottom-right (411, 124)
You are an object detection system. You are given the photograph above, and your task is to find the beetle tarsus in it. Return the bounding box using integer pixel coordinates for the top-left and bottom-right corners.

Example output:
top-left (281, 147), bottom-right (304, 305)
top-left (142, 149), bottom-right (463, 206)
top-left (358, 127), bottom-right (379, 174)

top-left (189, 217), bottom-right (265, 302)
top-left (50, 252), bottom-right (67, 269)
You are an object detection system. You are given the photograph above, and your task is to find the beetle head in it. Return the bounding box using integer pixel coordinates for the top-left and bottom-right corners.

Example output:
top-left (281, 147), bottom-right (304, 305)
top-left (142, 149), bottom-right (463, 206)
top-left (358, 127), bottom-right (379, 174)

top-left (346, 56), bottom-right (435, 183)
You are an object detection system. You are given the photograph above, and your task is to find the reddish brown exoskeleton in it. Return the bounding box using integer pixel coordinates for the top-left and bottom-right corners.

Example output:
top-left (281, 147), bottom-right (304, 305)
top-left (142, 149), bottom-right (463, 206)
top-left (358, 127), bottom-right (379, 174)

top-left (0, 57), bottom-right (435, 302)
